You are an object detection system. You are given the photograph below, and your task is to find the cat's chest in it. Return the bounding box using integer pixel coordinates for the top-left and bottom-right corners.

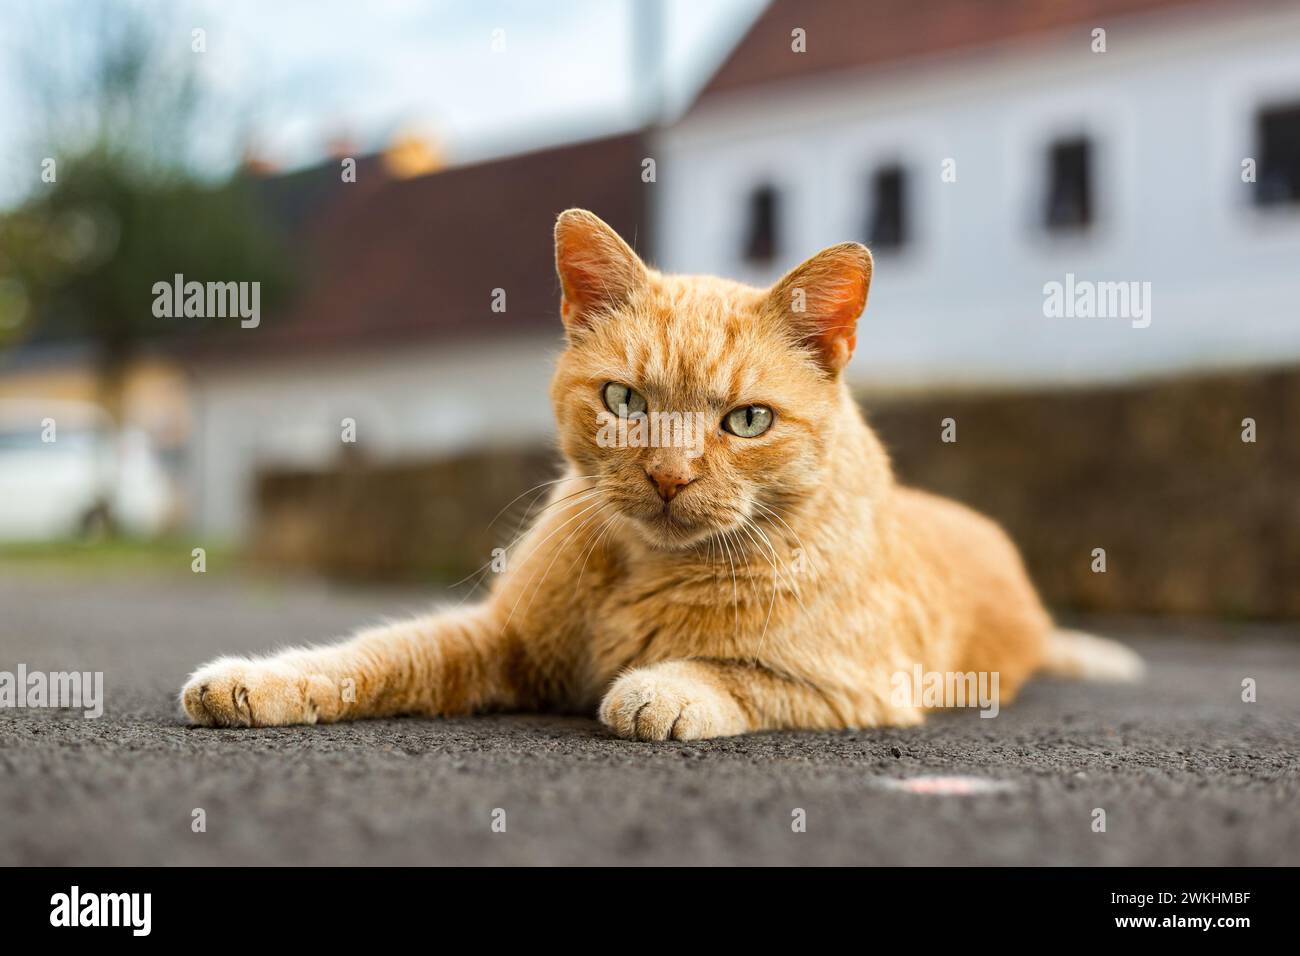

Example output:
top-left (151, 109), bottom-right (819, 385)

top-left (584, 566), bottom-right (739, 683)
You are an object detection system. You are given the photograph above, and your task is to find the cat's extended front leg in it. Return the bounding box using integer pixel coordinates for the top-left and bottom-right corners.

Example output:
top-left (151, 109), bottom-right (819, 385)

top-left (599, 658), bottom-right (894, 741)
top-left (180, 605), bottom-right (524, 727)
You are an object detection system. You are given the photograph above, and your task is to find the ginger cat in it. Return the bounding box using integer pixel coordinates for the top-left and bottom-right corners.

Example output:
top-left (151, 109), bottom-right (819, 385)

top-left (181, 209), bottom-right (1141, 739)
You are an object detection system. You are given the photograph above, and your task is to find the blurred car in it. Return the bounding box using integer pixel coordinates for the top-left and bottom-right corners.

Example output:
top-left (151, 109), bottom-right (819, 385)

top-left (0, 399), bottom-right (172, 541)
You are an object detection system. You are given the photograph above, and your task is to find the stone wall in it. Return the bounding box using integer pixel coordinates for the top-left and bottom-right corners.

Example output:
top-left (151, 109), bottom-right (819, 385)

top-left (253, 366), bottom-right (1299, 619)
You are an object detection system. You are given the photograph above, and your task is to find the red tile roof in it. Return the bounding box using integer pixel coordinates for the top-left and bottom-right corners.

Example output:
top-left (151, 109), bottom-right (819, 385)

top-left (188, 132), bottom-right (649, 361)
top-left (694, 0), bottom-right (1270, 106)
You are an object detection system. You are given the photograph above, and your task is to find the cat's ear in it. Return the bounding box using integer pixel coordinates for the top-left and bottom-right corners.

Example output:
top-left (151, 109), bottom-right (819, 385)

top-left (765, 242), bottom-right (873, 374)
top-left (554, 209), bottom-right (647, 333)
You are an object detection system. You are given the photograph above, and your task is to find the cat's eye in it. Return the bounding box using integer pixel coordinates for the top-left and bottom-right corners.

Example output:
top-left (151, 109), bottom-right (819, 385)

top-left (602, 382), bottom-right (648, 416)
top-left (723, 404), bottom-right (774, 438)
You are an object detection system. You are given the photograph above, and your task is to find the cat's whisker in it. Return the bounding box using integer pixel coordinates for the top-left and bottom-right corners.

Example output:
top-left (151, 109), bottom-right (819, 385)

top-left (487, 473), bottom-right (600, 530)
top-left (738, 517), bottom-right (783, 661)
top-left (450, 487), bottom-right (609, 611)
top-left (501, 495), bottom-right (611, 634)
top-left (508, 491), bottom-right (609, 574)
top-left (515, 485), bottom-right (608, 532)
top-left (746, 509), bottom-right (813, 615)
top-left (719, 529), bottom-right (741, 638)
top-left (752, 505), bottom-right (816, 602)
top-left (449, 564), bottom-right (495, 607)
top-left (502, 484), bottom-right (606, 550)
top-left (448, 486), bottom-right (602, 592)
top-left (508, 477), bottom-right (606, 547)
top-left (573, 510), bottom-right (621, 596)
top-left (447, 559), bottom-right (499, 593)
top-left (738, 517), bottom-right (780, 574)
top-left (446, 488), bottom-right (607, 593)
top-left (500, 487), bottom-right (607, 556)
top-left (516, 501), bottom-right (616, 626)
top-left (752, 500), bottom-right (811, 568)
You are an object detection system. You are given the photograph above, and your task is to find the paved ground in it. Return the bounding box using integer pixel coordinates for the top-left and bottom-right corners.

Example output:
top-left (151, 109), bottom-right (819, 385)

top-left (1, 569), bottom-right (1297, 866)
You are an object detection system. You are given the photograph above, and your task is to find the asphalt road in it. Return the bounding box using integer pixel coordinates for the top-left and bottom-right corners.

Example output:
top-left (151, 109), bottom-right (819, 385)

top-left (1, 569), bottom-right (1297, 866)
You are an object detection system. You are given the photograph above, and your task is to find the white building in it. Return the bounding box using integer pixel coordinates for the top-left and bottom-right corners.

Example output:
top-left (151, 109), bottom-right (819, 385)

top-left (654, 0), bottom-right (1300, 389)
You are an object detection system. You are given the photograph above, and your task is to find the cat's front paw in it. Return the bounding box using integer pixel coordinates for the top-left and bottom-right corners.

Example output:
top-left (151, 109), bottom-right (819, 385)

top-left (180, 657), bottom-right (340, 727)
top-left (599, 663), bottom-right (748, 741)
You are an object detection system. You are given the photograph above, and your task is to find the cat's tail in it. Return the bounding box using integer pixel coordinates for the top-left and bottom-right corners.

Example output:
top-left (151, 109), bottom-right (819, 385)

top-left (1039, 628), bottom-right (1145, 682)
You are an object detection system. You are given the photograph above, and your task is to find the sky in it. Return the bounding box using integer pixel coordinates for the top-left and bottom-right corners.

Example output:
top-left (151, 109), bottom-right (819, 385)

top-left (0, 0), bottom-right (764, 205)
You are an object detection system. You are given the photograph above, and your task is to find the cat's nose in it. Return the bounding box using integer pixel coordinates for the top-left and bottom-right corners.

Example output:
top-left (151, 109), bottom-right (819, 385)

top-left (646, 466), bottom-right (692, 502)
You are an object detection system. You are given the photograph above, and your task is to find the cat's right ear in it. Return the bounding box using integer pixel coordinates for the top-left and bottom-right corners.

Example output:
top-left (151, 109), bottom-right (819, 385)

top-left (764, 242), bottom-right (873, 375)
top-left (554, 209), bottom-right (647, 334)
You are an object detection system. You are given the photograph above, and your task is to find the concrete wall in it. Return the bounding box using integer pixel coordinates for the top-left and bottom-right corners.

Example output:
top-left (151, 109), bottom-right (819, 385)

top-left (186, 334), bottom-right (562, 538)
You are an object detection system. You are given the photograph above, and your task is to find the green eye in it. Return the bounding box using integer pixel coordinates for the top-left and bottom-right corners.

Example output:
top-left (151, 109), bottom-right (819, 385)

top-left (723, 404), bottom-right (774, 438)
top-left (602, 382), bottom-right (648, 416)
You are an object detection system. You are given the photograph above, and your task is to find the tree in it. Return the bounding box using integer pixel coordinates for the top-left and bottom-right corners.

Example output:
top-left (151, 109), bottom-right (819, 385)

top-left (0, 0), bottom-right (293, 415)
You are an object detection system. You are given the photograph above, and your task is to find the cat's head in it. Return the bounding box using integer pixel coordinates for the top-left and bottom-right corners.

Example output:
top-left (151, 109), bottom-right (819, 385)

top-left (550, 209), bottom-right (872, 551)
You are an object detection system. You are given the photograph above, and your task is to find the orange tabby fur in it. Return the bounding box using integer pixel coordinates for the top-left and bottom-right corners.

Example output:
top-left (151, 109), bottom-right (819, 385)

top-left (181, 209), bottom-right (1141, 739)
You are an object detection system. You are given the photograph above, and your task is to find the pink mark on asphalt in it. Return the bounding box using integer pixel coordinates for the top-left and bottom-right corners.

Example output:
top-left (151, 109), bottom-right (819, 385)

top-left (879, 776), bottom-right (1016, 796)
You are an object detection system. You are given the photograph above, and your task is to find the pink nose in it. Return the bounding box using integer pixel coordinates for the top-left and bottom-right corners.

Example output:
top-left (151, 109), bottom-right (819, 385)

top-left (646, 467), bottom-right (691, 502)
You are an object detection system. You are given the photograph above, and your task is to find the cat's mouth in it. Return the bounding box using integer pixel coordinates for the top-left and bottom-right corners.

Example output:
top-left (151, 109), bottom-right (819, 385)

top-left (647, 504), bottom-right (695, 530)
top-left (626, 497), bottom-right (736, 550)
top-left (610, 491), bottom-right (699, 543)
top-left (636, 513), bottom-right (706, 550)
top-left (597, 472), bottom-right (734, 548)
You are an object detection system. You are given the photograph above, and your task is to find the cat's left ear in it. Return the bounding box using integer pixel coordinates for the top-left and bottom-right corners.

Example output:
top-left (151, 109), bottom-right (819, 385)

top-left (764, 242), bottom-right (873, 374)
top-left (554, 209), bottom-right (648, 335)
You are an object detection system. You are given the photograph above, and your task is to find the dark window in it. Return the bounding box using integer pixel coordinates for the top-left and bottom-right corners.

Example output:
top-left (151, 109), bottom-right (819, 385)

top-left (1044, 137), bottom-right (1093, 231)
top-left (1256, 101), bottom-right (1300, 206)
top-left (743, 184), bottom-right (779, 263)
top-left (866, 164), bottom-right (908, 250)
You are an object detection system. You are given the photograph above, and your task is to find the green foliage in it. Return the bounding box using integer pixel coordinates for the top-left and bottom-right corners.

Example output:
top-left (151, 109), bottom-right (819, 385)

top-left (1, 154), bottom-right (293, 361)
top-left (0, 0), bottom-right (294, 367)
top-left (0, 535), bottom-right (235, 577)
